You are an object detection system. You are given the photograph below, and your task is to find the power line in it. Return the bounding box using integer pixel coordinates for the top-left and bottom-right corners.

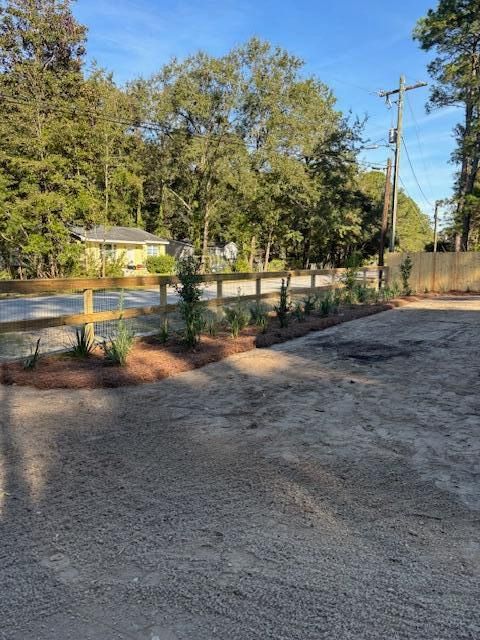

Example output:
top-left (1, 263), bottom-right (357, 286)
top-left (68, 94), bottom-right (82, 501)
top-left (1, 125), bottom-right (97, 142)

top-left (0, 90), bottom-right (371, 163)
top-left (405, 92), bottom-right (436, 198)
top-left (402, 137), bottom-right (434, 208)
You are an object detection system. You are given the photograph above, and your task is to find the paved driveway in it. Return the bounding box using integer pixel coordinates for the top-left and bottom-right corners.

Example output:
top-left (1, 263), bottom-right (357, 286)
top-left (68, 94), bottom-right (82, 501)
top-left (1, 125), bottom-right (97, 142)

top-left (1, 295), bottom-right (478, 639)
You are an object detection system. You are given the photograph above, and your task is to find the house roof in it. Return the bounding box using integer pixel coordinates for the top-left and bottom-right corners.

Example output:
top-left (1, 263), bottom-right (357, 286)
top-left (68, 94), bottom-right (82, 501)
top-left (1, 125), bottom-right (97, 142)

top-left (71, 225), bottom-right (170, 245)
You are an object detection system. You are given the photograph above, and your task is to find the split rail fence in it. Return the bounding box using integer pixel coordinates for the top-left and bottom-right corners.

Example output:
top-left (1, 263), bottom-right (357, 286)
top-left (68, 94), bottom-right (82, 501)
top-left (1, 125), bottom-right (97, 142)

top-left (0, 267), bottom-right (388, 359)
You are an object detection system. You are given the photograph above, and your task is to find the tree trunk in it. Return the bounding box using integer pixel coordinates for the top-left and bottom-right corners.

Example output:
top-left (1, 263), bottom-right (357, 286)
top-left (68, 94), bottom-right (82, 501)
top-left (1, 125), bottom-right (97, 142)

top-left (249, 235), bottom-right (256, 271)
top-left (303, 224), bottom-right (312, 269)
top-left (200, 201), bottom-right (210, 273)
top-left (264, 229), bottom-right (273, 272)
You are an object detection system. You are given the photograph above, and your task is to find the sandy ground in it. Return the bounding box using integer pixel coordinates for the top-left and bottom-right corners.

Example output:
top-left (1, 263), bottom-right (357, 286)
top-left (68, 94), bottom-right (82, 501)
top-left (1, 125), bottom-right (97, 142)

top-left (0, 295), bottom-right (479, 639)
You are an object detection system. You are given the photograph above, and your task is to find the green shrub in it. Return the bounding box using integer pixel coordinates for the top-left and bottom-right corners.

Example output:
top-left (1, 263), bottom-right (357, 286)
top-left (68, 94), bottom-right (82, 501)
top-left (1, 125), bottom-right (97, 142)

top-left (275, 276), bottom-right (291, 327)
top-left (302, 294), bottom-right (317, 315)
top-left (233, 257), bottom-right (251, 273)
top-left (320, 291), bottom-right (340, 316)
top-left (292, 301), bottom-right (305, 322)
top-left (0, 269), bottom-right (11, 280)
top-left (224, 300), bottom-right (250, 338)
top-left (175, 256), bottom-right (204, 348)
top-left (104, 254), bottom-right (126, 277)
top-left (69, 326), bottom-right (95, 358)
top-left (353, 284), bottom-right (375, 304)
top-left (400, 255), bottom-right (413, 295)
top-left (146, 254), bottom-right (176, 274)
top-left (23, 338), bottom-right (41, 370)
top-left (267, 258), bottom-right (286, 272)
top-left (341, 253), bottom-right (362, 294)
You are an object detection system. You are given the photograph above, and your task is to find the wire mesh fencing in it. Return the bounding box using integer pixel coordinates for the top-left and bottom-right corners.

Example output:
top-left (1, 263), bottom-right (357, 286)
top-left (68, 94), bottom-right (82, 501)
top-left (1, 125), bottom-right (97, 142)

top-left (0, 267), bottom-right (386, 361)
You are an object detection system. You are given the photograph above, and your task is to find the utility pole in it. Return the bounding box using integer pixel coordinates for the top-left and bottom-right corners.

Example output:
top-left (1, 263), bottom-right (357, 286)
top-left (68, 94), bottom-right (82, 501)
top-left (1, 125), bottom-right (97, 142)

top-left (379, 157), bottom-right (392, 267)
top-left (378, 76), bottom-right (427, 252)
top-left (433, 200), bottom-right (440, 253)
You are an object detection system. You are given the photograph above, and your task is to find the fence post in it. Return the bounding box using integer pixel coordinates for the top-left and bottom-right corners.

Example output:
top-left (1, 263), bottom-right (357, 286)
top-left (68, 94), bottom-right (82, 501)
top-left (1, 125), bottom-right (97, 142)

top-left (256, 276), bottom-right (262, 303)
top-left (362, 268), bottom-right (367, 287)
top-left (216, 279), bottom-right (223, 300)
top-left (83, 288), bottom-right (94, 342)
top-left (310, 272), bottom-right (316, 289)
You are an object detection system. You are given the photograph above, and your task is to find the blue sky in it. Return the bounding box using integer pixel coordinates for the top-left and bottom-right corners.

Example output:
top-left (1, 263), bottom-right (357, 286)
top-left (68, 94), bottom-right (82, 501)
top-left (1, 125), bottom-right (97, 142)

top-left (73, 0), bottom-right (458, 226)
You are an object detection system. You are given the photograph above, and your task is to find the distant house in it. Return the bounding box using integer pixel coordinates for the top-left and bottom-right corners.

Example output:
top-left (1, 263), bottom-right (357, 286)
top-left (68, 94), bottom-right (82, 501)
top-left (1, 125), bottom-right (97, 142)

top-left (71, 226), bottom-right (170, 273)
top-left (165, 239), bottom-right (195, 260)
top-left (207, 241), bottom-right (239, 271)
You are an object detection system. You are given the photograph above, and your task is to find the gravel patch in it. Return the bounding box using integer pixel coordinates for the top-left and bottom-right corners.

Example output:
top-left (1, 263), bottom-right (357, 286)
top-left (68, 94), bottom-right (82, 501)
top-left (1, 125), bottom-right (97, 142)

top-left (0, 295), bottom-right (479, 639)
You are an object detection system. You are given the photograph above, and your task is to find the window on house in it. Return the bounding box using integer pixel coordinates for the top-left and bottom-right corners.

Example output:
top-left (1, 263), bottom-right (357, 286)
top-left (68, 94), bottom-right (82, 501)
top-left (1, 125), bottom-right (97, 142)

top-left (102, 244), bottom-right (116, 259)
top-left (147, 245), bottom-right (159, 256)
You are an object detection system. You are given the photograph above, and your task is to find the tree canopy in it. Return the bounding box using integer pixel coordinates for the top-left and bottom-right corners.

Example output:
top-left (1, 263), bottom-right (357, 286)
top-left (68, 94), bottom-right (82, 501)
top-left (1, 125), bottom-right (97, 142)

top-left (0, 0), bottom-right (432, 278)
top-left (414, 0), bottom-right (480, 249)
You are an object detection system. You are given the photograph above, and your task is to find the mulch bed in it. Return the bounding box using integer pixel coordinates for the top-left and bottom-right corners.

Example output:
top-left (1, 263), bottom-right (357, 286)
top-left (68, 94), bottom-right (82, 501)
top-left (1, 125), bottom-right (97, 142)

top-left (0, 300), bottom-right (408, 390)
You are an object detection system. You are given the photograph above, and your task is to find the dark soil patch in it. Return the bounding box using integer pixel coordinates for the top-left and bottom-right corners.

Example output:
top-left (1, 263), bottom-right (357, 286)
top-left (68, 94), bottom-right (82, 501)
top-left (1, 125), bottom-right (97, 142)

top-left (255, 303), bottom-right (394, 347)
top-left (308, 338), bottom-right (413, 362)
top-left (0, 302), bottom-right (399, 389)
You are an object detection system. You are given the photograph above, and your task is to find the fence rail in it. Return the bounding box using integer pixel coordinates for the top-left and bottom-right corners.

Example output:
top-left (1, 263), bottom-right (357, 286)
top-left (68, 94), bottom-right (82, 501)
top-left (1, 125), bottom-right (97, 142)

top-left (0, 267), bottom-right (388, 336)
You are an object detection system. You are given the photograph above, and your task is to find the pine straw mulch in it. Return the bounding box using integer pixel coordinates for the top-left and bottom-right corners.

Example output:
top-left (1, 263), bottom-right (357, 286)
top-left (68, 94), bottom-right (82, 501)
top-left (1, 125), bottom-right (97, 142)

top-left (0, 300), bottom-right (414, 390)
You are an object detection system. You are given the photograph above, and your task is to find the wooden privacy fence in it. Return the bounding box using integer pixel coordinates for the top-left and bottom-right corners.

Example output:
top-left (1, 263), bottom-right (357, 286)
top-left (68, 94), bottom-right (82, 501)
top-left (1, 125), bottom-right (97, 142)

top-left (386, 252), bottom-right (480, 293)
top-left (0, 266), bottom-right (387, 337)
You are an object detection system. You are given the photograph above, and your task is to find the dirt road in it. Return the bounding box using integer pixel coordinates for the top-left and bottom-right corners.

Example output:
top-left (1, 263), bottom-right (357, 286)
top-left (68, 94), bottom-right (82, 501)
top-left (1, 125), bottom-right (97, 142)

top-left (0, 295), bottom-right (479, 639)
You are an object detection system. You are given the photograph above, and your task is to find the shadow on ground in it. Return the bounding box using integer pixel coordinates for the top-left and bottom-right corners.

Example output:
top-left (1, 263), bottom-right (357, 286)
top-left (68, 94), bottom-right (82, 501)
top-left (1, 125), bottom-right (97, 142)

top-left (1, 296), bottom-right (479, 639)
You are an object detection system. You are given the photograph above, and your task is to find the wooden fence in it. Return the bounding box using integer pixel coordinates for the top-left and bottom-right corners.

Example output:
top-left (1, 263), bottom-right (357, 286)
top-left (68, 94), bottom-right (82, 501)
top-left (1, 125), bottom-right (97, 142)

top-left (386, 252), bottom-right (480, 293)
top-left (0, 267), bottom-right (387, 336)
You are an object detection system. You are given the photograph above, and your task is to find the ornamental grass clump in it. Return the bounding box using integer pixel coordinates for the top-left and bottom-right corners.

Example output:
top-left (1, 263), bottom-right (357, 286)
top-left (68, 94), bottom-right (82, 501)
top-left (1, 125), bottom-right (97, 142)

top-left (249, 302), bottom-right (269, 332)
top-left (224, 297), bottom-right (250, 338)
top-left (102, 319), bottom-right (134, 366)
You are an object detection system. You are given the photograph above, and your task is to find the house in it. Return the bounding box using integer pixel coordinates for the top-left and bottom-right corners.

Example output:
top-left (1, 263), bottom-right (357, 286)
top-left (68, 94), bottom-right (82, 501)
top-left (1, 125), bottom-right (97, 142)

top-left (206, 241), bottom-right (239, 271)
top-left (71, 226), bottom-right (170, 274)
top-left (165, 239), bottom-right (195, 260)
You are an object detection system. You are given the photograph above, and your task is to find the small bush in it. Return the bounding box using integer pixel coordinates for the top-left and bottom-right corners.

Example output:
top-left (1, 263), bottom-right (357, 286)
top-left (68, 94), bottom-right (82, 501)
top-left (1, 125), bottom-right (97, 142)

top-left (104, 254), bottom-right (126, 277)
top-left (267, 258), bottom-right (286, 272)
top-left (23, 338), bottom-right (41, 370)
top-left (354, 285), bottom-right (374, 304)
top-left (69, 326), bottom-right (95, 358)
top-left (400, 255), bottom-right (413, 295)
top-left (250, 302), bottom-right (269, 332)
top-left (224, 300), bottom-right (250, 338)
top-left (233, 257), bottom-right (251, 273)
top-left (146, 254), bottom-right (176, 274)
top-left (275, 276), bottom-right (291, 327)
top-left (320, 291), bottom-right (340, 316)
top-left (342, 253), bottom-right (362, 293)
top-left (302, 294), bottom-right (317, 315)
top-left (175, 257), bottom-right (204, 348)
top-left (102, 319), bottom-right (134, 366)
top-left (292, 301), bottom-right (305, 322)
